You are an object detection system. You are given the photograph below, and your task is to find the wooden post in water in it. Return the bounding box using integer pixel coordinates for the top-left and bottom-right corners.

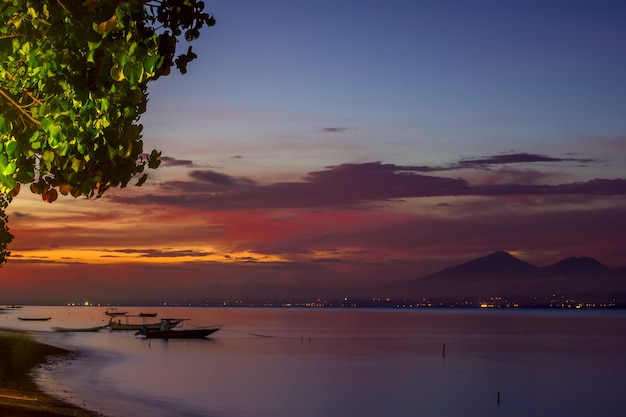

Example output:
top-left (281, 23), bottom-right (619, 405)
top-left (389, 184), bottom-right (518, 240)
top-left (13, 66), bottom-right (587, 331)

top-left (442, 343), bottom-right (446, 358)
top-left (497, 391), bottom-right (500, 405)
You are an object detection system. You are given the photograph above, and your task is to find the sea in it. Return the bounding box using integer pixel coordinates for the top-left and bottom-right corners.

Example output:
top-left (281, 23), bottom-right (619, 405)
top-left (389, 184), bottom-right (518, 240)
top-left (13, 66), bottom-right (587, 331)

top-left (2, 305), bottom-right (625, 417)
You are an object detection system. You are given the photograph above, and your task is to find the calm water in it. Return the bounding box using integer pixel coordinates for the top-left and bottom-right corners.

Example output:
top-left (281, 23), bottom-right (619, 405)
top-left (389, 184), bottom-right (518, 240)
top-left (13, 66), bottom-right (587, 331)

top-left (2, 306), bottom-right (626, 417)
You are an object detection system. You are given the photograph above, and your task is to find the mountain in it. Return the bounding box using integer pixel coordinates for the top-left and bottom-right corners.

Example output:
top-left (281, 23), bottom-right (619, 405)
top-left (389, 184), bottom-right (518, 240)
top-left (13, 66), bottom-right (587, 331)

top-left (539, 256), bottom-right (613, 278)
top-left (385, 251), bottom-right (626, 298)
top-left (419, 251), bottom-right (539, 282)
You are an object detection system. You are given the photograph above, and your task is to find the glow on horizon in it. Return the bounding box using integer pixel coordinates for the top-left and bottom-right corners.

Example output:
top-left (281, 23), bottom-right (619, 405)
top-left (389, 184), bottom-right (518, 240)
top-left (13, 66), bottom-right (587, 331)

top-left (10, 247), bottom-right (287, 265)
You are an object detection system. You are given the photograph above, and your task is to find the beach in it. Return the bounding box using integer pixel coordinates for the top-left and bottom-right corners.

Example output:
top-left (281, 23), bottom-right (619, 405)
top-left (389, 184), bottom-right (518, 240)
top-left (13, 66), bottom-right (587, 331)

top-left (0, 329), bottom-right (102, 417)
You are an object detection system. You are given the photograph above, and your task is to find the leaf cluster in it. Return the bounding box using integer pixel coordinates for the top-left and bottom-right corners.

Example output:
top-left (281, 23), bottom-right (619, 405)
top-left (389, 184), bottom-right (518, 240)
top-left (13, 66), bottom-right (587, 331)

top-left (0, 194), bottom-right (12, 266)
top-left (0, 0), bottom-right (214, 202)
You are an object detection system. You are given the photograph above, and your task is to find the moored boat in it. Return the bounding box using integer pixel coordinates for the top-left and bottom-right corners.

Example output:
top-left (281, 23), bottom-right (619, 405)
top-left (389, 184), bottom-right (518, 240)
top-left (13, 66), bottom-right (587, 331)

top-left (104, 307), bottom-right (128, 316)
top-left (18, 316), bottom-right (51, 321)
top-left (136, 319), bottom-right (222, 339)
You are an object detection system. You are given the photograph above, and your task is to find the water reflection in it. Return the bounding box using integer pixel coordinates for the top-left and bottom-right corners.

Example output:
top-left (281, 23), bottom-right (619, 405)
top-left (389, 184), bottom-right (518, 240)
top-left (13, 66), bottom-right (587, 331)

top-left (5, 306), bottom-right (626, 417)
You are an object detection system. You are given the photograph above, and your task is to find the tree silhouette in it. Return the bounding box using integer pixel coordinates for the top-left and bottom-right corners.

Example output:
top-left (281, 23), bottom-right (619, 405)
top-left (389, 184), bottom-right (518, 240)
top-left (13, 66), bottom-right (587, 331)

top-left (0, 0), bottom-right (215, 264)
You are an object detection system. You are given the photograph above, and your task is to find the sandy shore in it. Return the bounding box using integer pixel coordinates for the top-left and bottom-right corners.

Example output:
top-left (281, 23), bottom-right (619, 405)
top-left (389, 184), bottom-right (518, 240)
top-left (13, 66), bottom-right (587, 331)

top-left (0, 328), bottom-right (104, 417)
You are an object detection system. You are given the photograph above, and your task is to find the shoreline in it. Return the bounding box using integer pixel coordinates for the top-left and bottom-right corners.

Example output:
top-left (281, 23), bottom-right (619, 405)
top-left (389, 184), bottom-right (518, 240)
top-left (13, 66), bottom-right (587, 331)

top-left (0, 328), bottom-right (104, 417)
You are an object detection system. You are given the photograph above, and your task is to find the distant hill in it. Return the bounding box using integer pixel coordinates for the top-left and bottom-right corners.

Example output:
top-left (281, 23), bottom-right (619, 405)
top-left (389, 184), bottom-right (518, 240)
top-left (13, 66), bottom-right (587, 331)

top-left (419, 251), bottom-right (539, 282)
top-left (539, 256), bottom-right (614, 278)
top-left (384, 251), bottom-right (626, 298)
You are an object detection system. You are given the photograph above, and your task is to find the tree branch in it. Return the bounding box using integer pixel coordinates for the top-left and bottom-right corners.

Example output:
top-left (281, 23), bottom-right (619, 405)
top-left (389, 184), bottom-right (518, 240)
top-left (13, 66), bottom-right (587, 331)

top-left (0, 88), bottom-right (41, 127)
top-left (3, 71), bottom-right (44, 106)
top-left (0, 34), bottom-right (21, 40)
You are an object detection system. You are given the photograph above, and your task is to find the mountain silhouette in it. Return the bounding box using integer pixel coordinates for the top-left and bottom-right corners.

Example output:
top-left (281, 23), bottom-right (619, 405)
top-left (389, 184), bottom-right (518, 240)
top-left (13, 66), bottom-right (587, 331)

top-left (539, 256), bottom-right (613, 278)
top-left (386, 251), bottom-right (626, 298)
top-left (419, 251), bottom-right (539, 282)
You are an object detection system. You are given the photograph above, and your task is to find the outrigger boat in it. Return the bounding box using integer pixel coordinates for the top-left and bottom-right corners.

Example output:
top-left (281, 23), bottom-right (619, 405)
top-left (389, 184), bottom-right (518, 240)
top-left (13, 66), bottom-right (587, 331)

top-left (136, 319), bottom-right (222, 339)
top-left (108, 314), bottom-right (182, 331)
top-left (104, 308), bottom-right (128, 316)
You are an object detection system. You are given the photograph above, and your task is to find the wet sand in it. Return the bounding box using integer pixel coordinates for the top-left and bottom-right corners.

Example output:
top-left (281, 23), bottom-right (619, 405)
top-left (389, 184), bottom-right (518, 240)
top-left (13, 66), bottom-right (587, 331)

top-left (0, 329), bottom-right (103, 417)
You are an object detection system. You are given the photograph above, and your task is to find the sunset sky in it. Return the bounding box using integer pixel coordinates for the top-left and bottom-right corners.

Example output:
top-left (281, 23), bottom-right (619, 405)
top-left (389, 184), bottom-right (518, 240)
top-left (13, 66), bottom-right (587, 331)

top-left (2, 0), bottom-right (626, 304)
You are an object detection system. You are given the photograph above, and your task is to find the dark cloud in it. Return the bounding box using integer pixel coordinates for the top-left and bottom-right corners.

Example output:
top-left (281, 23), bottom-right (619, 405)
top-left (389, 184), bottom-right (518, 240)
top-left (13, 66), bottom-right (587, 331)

top-left (457, 152), bottom-right (595, 168)
top-left (103, 248), bottom-right (216, 258)
top-left (110, 156), bottom-right (625, 211)
top-left (158, 156), bottom-right (197, 167)
top-left (10, 211), bottom-right (34, 220)
top-left (472, 178), bottom-right (626, 196)
top-left (321, 127), bottom-right (349, 133)
top-left (189, 170), bottom-right (257, 187)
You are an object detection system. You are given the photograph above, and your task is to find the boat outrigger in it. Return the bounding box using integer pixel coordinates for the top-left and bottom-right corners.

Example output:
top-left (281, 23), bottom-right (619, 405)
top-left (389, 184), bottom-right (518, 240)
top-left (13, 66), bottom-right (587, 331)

top-left (52, 325), bottom-right (109, 332)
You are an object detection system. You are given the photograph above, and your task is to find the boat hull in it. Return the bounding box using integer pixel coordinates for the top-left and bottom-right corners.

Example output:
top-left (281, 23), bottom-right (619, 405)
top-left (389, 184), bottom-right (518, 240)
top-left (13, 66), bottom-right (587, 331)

top-left (143, 326), bottom-right (222, 339)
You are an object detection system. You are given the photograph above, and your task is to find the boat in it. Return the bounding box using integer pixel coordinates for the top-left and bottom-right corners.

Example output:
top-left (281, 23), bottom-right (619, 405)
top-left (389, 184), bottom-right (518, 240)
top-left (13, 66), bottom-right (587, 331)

top-left (136, 319), bottom-right (222, 339)
top-left (105, 307), bottom-right (128, 316)
top-left (108, 314), bottom-right (182, 331)
top-left (138, 312), bottom-right (158, 317)
top-left (18, 316), bottom-right (51, 321)
top-left (52, 325), bottom-right (110, 332)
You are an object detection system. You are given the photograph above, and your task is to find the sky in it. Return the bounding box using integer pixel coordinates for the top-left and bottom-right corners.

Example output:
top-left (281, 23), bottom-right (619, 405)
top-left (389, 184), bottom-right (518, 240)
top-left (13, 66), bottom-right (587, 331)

top-left (2, 0), bottom-right (626, 304)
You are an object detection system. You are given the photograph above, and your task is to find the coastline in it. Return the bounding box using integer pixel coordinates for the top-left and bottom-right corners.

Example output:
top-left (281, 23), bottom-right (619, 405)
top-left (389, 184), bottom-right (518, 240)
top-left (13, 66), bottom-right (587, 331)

top-left (0, 328), bottom-right (104, 417)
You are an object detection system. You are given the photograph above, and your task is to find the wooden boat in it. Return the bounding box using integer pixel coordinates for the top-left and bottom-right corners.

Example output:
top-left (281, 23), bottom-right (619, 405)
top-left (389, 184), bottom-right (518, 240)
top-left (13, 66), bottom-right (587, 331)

top-left (108, 314), bottom-right (181, 331)
top-left (104, 308), bottom-right (128, 316)
top-left (18, 316), bottom-right (51, 321)
top-left (136, 319), bottom-right (222, 339)
top-left (52, 325), bottom-right (109, 332)
top-left (140, 326), bottom-right (222, 339)
top-left (138, 312), bottom-right (158, 317)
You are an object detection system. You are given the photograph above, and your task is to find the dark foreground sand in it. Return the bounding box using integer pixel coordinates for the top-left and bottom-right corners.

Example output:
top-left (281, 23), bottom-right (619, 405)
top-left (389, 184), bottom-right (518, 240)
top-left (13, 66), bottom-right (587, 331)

top-left (0, 329), bottom-right (104, 417)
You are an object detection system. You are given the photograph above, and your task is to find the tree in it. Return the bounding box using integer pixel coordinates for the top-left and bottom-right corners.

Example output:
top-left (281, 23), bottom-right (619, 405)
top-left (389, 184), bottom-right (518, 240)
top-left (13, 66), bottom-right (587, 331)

top-left (0, 0), bottom-right (215, 264)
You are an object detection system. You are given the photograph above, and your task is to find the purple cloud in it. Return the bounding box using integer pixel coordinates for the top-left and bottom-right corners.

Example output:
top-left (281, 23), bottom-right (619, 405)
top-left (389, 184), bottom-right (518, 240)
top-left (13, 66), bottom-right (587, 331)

top-left (189, 170), bottom-right (257, 187)
top-left (457, 152), bottom-right (595, 168)
top-left (158, 156), bottom-right (197, 167)
top-left (110, 155), bottom-right (625, 211)
top-left (104, 248), bottom-right (217, 258)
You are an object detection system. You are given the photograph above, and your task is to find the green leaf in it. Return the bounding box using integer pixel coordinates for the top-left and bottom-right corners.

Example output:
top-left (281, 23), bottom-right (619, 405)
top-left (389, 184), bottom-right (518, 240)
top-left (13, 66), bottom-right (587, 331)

top-left (148, 150), bottom-right (161, 169)
top-left (42, 150), bottom-right (54, 163)
top-left (5, 141), bottom-right (18, 158)
top-left (71, 158), bottom-right (81, 172)
top-left (3, 162), bottom-right (16, 176)
top-left (135, 173), bottom-right (148, 186)
top-left (88, 41), bottom-right (102, 51)
top-left (110, 64), bottom-right (124, 81)
top-left (40, 118), bottom-right (53, 131)
top-left (49, 124), bottom-right (62, 140)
